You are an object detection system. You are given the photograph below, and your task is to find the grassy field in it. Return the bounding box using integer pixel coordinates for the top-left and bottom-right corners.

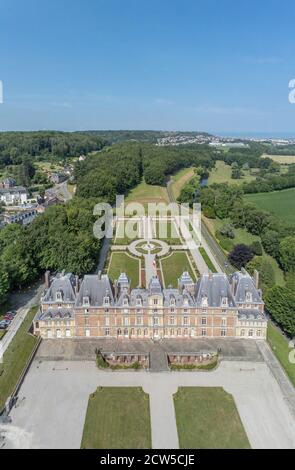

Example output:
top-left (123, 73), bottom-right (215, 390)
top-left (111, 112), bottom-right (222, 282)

top-left (126, 179), bottom-right (169, 205)
top-left (208, 161), bottom-right (257, 186)
top-left (174, 387), bottom-right (251, 449)
top-left (81, 387), bottom-right (152, 449)
top-left (107, 252), bottom-right (140, 288)
top-left (154, 219), bottom-right (182, 244)
top-left (244, 188), bottom-right (295, 225)
top-left (262, 154), bottom-right (295, 164)
top-left (114, 219), bottom-right (141, 244)
top-left (0, 307), bottom-right (38, 411)
top-left (199, 247), bottom-right (217, 272)
top-left (160, 252), bottom-right (196, 288)
top-left (171, 167), bottom-right (196, 199)
top-left (267, 322), bottom-right (295, 388)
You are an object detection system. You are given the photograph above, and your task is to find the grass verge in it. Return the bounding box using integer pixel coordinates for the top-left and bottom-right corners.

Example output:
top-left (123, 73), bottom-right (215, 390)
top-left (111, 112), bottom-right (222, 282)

top-left (174, 387), bottom-right (251, 449)
top-left (81, 387), bottom-right (152, 449)
top-left (0, 306), bottom-right (38, 411)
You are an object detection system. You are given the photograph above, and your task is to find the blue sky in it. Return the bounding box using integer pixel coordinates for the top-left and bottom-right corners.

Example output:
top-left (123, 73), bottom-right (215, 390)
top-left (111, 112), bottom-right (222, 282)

top-left (0, 0), bottom-right (295, 134)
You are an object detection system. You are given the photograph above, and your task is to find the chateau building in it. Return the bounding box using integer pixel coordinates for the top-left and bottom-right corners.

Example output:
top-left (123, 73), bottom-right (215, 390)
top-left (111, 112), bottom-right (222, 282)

top-left (33, 269), bottom-right (267, 340)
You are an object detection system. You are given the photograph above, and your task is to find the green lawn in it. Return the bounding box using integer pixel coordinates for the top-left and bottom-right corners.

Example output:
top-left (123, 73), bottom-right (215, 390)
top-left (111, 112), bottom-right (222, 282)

top-left (108, 252), bottom-right (140, 288)
top-left (126, 179), bottom-right (169, 205)
top-left (114, 219), bottom-right (141, 244)
top-left (267, 322), bottom-right (295, 388)
top-left (199, 247), bottom-right (217, 272)
top-left (208, 161), bottom-right (257, 186)
top-left (244, 188), bottom-right (295, 225)
top-left (81, 387), bottom-right (152, 449)
top-left (174, 387), bottom-right (251, 449)
top-left (161, 252), bottom-right (196, 287)
top-left (154, 219), bottom-right (182, 244)
top-left (171, 167), bottom-right (196, 199)
top-left (0, 306), bottom-right (38, 411)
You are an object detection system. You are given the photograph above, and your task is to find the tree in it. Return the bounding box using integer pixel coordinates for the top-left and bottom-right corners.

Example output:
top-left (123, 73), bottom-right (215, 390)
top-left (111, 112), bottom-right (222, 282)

top-left (279, 236), bottom-right (295, 273)
top-left (228, 244), bottom-right (254, 269)
top-left (246, 257), bottom-right (275, 292)
top-left (0, 269), bottom-right (9, 305)
top-left (265, 286), bottom-right (295, 337)
top-left (219, 223), bottom-right (235, 239)
top-left (261, 230), bottom-right (281, 260)
top-left (250, 241), bottom-right (263, 256)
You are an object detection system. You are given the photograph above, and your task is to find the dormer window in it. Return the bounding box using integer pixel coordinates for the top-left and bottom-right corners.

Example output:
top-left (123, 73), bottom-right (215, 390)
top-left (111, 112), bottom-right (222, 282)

top-left (170, 297), bottom-right (176, 306)
top-left (123, 297), bottom-right (129, 307)
top-left (221, 297), bottom-right (228, 308)
top-left (83, 296), bottom-right (90, 307)
top-left (56, 290), bottom-right (63, 302)
top-left (246, 291), bottom-right (252, 303)
top-left (136, 297), bottom-right (142, 307)
top-left (103, 296), bottom-right (110, 306)
top-left (201, 295), bottom-right (208, 307)
top-left (183, 296), bottom-right (189, 306)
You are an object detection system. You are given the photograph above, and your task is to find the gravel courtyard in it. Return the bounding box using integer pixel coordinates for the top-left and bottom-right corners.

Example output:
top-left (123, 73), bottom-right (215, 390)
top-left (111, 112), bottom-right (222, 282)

top-left (2, 359), bottom-right (295, 449)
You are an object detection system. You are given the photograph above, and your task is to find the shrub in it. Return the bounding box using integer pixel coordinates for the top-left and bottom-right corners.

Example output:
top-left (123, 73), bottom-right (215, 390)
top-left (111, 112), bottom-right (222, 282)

top-left (250, 241), bottom-right (263, 256)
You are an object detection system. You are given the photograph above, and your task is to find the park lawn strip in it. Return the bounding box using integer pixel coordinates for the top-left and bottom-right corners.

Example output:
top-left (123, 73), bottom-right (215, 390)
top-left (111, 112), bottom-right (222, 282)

top-left (174, 387), bottom-right (251, 449)
top-left (154, 219), bottom-right (182, 244)
top-left (171, 167), bottom-right (196, 200)
top-left (108, 252), bottom-right (140, 288)
top-left (81, 387), bottom-right (152, 449)
top-left (160, 252), bottom-right (196, 288)
top-left (244, 188), bottom-right (295, 225)
top-left (267, 322), bottom-right (295, 388)
top-left (199, 247), bottom-right (217, 272)
top-left (0, 306), bottom-right (38, 411)
top-left (126, 179), bottom-right (169, 205)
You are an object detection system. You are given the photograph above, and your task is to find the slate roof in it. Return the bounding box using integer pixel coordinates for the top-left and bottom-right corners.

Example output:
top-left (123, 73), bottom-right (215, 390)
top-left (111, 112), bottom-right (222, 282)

top-left (75, 274), bottom-right (114, 307)
top-left (231, 270), bottom-right (263, 304)
top-left (42, 273), bottom-right (76, 303)
top-left (238, 309), bottom-right (266, 320)
top-left (0, 186), bottom-right (27, 194)
top-left (36, 308), bottom-right (74, 321)
top-left (195, 273), bottom-right (236, 308)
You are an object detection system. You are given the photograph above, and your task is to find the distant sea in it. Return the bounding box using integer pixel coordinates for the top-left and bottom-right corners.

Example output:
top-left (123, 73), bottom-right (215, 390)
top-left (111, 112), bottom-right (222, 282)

top-left (216, 131), bottom-right (295, 139)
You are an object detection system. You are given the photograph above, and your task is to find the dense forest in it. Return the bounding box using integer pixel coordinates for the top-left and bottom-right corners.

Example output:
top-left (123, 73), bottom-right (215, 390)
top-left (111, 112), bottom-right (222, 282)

top-left (0, 198), bottom-right (100, 304)
top-left (75, 142), bottom-right (216, 200)
top-left (78, 130), bottom-right (212, 144)
top-left (0, 131), bottom-right (106, 167)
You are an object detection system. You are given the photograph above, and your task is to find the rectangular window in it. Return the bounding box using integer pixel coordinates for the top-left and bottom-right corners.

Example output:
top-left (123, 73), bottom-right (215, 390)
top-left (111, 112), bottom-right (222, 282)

top-left (221, 329), bottom-right (226, 337)
top-left (124, 317), bottom-right (129, 326)
top-left (201, 329), bottom-right (207, 336)
top-left (105, 328), bottom-right (110, 336)
top-left (170, 316), bottom-right (175, 325)
top-left (105, 317), bottom-right (110, 326)
top-left (183, 316), bottom-right (189, 326)
top-left (201, 317), bottom-right (207, 325)
top-left (153, 317), bottom-right (159, 326)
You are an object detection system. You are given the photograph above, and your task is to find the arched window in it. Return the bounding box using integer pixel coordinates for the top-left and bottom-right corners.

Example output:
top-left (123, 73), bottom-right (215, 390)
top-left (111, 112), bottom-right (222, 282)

top-left (117, 328), bottom-right (122, 336)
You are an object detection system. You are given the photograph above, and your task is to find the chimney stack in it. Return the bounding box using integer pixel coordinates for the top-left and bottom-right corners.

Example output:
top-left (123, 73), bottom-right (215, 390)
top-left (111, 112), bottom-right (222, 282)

top-left (45, 270), bottom-right (51, 289)
top-left (253, 269), bottom-right (259, 289)
top-left (75, 275), bottom-right (80, 295)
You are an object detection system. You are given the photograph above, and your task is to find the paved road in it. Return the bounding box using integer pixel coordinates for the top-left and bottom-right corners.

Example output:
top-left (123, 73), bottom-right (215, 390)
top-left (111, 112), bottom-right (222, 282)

top-left (144, 253), bottom-right (157, 287)
top-left (2, 359), bottom-right (295, 449)
top-left (1, 283), bottom-right (44, 355)
top-left (256, 340), bottom-right (295, 419)
top-left (167, 181), bottom-right (225, 274)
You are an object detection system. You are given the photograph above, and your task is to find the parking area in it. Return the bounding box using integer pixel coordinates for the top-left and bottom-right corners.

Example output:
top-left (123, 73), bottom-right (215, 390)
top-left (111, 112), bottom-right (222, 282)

top-left (2, 358), bottom-right (295, 449)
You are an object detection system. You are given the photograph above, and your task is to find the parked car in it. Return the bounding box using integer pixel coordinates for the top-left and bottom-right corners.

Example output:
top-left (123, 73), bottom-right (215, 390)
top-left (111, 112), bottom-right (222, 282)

top-left (0, 320), bottom-right (9, 329)
top-left (4, 314), bottom-right (14, 321)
